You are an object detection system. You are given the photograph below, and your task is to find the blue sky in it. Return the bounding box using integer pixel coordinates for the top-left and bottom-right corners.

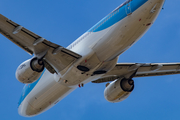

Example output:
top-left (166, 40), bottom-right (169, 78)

top-left (0, 0), bottom-right (180, 120)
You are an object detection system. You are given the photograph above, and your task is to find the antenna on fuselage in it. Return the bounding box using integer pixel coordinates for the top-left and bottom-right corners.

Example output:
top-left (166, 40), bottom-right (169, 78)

top-left (162, 0), bottom-right (166, 10)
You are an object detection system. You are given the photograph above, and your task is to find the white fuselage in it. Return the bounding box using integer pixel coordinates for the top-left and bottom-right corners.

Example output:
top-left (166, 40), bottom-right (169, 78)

top-left (18, 0), bottom-right (165, 117)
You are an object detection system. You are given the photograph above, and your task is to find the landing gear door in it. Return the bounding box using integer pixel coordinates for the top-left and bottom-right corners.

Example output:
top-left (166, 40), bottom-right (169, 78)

top-left (126, 0), bottom-right (132, 15)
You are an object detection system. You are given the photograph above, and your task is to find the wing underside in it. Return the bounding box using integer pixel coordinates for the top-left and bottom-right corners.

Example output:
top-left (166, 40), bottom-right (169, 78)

top-left (1, 14), bottom-right (179, 80)
top-left (0, 14), bottom-right (81, 73)
top-left (92, 63), bottom-right (180, 83)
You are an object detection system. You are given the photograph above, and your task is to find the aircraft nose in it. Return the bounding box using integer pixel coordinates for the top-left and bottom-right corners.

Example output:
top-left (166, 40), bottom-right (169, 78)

top-left (18, 101), bottom-right (40, 117)
top-left (18, 102), bottom-right (29, 117)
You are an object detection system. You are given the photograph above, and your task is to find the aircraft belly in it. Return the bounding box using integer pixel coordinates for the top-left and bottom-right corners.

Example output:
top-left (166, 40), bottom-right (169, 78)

top-left (92, 0), bottom-right (164, 61)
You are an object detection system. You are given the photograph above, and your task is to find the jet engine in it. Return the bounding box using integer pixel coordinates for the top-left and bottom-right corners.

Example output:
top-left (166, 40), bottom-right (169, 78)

top-left (16, 57), bottom-right (45, 84)
top-left (104, 78), bottom-right (134, 103)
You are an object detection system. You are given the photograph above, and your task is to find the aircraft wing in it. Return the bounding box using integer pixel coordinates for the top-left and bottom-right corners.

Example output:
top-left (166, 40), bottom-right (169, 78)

top-left (0, 14), bottom-right (81, 74)
top-left (92, 63), bottom-right (180, 83)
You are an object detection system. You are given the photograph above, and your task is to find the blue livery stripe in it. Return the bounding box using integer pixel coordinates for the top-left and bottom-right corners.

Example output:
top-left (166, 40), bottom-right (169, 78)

top-left (88, 0), bottom-right (148, 32)
top-left (18, 71), bottom-right (44, 107)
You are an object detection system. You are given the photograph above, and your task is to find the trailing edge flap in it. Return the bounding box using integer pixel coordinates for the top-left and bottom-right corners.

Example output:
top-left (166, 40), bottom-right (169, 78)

top-left (0, 14), bottom-right (82, 73)
top-left (92, 63), bottom-right (180, 83)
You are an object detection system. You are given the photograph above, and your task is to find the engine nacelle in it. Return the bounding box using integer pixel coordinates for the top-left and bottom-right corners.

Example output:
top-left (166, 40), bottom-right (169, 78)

top-left (104, 78), bottom-right (134, 103)
top-left (16, 58), bottom-right (44, 84)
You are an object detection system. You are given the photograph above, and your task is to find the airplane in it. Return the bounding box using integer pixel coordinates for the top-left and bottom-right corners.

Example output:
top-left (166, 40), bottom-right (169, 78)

top-left (0, 0), bottom-right (178, 117)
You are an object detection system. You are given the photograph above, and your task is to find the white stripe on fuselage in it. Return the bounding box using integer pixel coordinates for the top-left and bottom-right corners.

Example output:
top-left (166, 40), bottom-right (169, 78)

top-left (19, 0), bottom-right (165, 117)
